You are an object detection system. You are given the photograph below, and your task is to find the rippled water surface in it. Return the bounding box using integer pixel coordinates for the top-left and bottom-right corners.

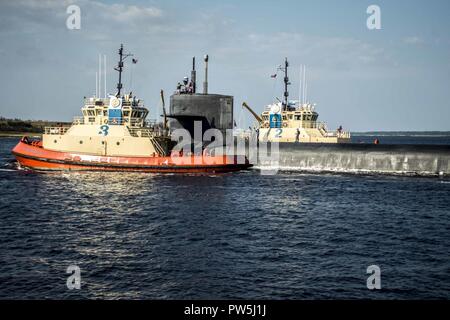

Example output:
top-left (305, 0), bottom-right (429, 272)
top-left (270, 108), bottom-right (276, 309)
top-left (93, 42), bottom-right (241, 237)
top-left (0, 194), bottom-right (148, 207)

top-left (0, 137), bottom-right (449, 299)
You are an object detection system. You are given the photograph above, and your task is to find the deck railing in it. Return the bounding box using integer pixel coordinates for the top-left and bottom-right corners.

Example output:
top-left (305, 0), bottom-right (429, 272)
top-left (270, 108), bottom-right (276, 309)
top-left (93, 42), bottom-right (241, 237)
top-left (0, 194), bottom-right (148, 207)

top-left (83, 98), bottom-right (144, 107)
top-left (71, 117), bottom-right (155, 128)
top-left (44, 127), bottom-right (70, 135)
top-left (128, 127), bottom-right (165, 137)
top-left (73, 116), bottom-right (84, 125)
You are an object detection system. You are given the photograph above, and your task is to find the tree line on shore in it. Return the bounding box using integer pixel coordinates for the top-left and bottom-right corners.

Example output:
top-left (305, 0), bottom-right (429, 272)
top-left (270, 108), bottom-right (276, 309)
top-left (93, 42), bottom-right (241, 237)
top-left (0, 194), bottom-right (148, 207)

top-left (0, 117), bottom-right (70, 133)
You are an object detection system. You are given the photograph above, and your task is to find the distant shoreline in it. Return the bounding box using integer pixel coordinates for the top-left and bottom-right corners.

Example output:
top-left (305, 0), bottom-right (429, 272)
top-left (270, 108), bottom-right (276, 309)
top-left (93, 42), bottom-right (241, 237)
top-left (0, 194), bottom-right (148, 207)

top-left (352, 132), bottom-right (450, 137)
top-left (0, 117), bottom-right (70, 138)
top-left (1, 117), bottom-right (449, 138)
top-left (0, 132), bottom-right (42, 138)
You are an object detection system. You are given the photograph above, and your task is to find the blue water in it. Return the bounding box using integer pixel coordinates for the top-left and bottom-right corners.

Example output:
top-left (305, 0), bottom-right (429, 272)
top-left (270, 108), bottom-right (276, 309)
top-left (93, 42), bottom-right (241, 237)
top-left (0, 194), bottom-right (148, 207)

top-left (0, 137), bottom-right (449, 299)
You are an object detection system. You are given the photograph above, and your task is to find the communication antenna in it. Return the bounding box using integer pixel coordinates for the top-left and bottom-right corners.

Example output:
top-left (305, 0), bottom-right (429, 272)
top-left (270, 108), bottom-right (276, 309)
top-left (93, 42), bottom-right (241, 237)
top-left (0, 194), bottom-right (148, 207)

top-left (305, 78), bottom-right (308, 104)
top-left (277, 58), bottom-right (290, 110)
top-left (283, 58), bottom-right (289, 109)
top-left (98, 54), bottom-right (101, 99)
top-left (104, 54), bottom-right (106, 98)
top-left (191, 57), bottom-right (196, 94)
top-left (114, 44), bottom-right (133, 97)
top-left (299, 65), bottom-right (303, 106)
top-left (302, 65), bottom-right (306, 105)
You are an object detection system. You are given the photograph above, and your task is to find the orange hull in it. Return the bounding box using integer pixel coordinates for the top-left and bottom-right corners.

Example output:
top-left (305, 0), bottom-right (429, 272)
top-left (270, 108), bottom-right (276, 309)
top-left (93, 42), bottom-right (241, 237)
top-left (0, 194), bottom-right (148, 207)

top-left (12, 138), bottom-right (252, 173)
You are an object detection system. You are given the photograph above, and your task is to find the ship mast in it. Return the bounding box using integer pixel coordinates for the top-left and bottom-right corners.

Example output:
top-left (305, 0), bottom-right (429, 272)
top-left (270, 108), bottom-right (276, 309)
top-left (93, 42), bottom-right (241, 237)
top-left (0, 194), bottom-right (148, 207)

top-left (114, 44), bottom-right (133, 97)
top-left (280, 58), bottom-right (290, 110)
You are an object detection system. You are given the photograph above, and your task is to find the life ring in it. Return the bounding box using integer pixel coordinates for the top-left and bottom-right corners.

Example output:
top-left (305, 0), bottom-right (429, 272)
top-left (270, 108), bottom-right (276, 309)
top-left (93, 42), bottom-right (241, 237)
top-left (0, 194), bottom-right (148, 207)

top-left (282, 122), bottom-right (288, 128)
top-left (112, 118), bottom-right (118, 124)
top-left (103, 118), bottom-right (108, 124)
top-left (263, 122), bottom-right (269, 128)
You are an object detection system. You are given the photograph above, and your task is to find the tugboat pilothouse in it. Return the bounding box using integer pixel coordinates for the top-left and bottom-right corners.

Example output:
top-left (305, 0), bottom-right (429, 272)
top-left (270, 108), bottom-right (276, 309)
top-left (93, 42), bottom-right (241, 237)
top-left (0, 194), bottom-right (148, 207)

top-left (12, 45), bottom-right (251, 173)
top-left (243, 58), bottom-right (351, 143)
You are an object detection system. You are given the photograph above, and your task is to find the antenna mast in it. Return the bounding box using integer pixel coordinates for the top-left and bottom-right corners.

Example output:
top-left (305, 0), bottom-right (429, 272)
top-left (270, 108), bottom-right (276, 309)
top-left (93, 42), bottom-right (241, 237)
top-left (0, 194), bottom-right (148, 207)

top-left (114, 44), bottom-right (133, 97)
top-left (104, 54), bottom-right (106, 98)
top-left (280, 58), bottom-right (290, 110)
top-left (191, 57), bottom-right (196, 94)
top-left (303, 65), bottom-right (306, 104)
top-left (299, 65), bottom-right (302, 106)
top-left (98, 54), bottom-right (101, 98)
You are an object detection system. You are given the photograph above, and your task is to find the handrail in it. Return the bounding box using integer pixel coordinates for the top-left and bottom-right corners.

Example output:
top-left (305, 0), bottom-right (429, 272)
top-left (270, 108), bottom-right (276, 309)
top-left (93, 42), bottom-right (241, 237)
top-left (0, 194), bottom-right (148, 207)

top-left (73, 116), bottom-right (84, 125)
top-left (127, 127), bottom-right (166, 137)
top-left (150, 136), bottom-right (166, 156)
top-left (44, 127), bottom-right (70, 135)
top-left (83, 98), bottom-right (144, 107)
top-left (72, 116), bottom-right (151, 127)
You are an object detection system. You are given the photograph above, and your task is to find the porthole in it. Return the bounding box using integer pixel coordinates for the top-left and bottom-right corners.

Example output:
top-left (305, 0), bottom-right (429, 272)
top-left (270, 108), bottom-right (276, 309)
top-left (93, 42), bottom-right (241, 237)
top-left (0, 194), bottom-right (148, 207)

top-left (79, 140), bottom-right (83, 144)
top-left (116, 142), bottom-right (120, 146)
top-left (101, 141), bottom-right (105, 145)
top-left (54, 140), bottom-right (57, 143)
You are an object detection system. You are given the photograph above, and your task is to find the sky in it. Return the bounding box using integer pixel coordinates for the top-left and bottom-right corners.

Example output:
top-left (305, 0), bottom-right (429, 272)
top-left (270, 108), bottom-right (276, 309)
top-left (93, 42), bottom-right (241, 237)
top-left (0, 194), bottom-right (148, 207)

top-left (0, 0), bottom-right (449, 131)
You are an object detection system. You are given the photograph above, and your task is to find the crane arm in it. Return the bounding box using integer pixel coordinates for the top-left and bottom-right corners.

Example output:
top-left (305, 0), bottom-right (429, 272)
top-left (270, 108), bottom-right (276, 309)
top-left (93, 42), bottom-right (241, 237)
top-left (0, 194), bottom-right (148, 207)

top-left (242, 102), bottom-right (263, 124)
top-left (160, 89), bottom-right (168, 130)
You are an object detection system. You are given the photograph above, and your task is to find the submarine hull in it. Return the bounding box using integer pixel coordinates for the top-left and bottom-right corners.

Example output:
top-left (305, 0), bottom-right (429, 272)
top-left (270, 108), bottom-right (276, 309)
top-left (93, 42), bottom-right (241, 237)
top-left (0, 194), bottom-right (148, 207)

top-left (249, 142), bottom-right (450, 176)
top-left (169, 93), bottom-right (233, 141)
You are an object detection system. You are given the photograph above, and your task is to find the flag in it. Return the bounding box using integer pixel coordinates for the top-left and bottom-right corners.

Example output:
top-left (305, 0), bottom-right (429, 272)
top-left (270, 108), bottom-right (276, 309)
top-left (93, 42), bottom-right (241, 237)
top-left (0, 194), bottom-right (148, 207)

top-left (271, 74), bottom-right (277, 78)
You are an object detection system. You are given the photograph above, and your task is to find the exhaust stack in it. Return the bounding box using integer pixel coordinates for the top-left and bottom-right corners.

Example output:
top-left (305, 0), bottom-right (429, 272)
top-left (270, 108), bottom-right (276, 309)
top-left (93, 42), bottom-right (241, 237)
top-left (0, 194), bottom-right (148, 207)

top-left (191, 57), bottom-right (196, 94)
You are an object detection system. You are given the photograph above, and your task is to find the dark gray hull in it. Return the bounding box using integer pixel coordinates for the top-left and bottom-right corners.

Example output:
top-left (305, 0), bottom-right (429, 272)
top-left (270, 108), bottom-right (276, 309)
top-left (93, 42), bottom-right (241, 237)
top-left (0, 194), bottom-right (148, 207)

top-left (251, 142), bottom-right (450, 176)
top-left (169, 93), bottom-right (233, 141)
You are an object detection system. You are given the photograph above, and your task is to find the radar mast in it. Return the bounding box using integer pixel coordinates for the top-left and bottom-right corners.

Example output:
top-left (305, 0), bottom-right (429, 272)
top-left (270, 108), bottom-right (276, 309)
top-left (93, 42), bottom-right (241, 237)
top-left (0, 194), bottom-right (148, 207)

top-left (278, 58), bottom-right (290, 110)
top-left (114, 44), bottom-right (133, 97)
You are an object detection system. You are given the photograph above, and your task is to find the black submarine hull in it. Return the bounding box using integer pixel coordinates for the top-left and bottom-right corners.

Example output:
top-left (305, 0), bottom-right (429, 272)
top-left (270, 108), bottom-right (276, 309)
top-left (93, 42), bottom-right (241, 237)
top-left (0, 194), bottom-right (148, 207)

top-left (245, 142), bottom-right (450, 176)
top-left (169, 93), bottom-right (233, 142)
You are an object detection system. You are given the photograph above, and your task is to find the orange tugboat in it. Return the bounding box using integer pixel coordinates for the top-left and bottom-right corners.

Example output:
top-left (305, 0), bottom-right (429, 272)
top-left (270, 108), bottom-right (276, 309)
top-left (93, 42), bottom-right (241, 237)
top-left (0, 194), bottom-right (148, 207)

top-left (12, 45), bottom-right (251, 173)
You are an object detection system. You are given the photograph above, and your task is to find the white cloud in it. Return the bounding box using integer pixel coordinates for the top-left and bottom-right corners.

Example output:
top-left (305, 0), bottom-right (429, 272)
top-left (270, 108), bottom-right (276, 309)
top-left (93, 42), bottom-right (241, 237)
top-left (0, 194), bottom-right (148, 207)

top-left (0, 0), bottom-right (163, 32)
top-left (93, 2), bottom-right (162, 22)
top-left (403, 36), bottom-right (424, 45)
top-left (219, 32), bottom-right (392, 74)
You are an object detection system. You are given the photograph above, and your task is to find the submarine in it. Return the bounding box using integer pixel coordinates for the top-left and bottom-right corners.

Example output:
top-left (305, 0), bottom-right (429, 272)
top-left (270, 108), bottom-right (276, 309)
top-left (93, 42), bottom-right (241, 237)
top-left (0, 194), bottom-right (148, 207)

top-left (167, 55), bottom-right (233, 144)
